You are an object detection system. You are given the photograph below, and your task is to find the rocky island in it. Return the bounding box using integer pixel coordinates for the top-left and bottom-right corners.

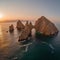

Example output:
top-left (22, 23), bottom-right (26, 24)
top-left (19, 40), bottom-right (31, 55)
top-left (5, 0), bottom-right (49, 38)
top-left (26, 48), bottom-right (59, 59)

top-left (35, 16), bottom-right (59, 36)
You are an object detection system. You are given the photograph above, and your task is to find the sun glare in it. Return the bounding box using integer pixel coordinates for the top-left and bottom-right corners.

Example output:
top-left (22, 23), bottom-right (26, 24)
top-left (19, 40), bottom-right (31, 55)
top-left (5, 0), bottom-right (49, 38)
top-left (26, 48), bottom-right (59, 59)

top-left (0, 13), bottom-right (4, 18)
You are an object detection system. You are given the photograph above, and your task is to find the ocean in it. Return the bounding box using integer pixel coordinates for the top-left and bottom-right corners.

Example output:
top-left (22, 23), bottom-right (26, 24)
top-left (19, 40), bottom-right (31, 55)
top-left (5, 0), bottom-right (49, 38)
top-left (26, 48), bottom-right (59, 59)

top-left (0, 21), bottom-right (60, 60)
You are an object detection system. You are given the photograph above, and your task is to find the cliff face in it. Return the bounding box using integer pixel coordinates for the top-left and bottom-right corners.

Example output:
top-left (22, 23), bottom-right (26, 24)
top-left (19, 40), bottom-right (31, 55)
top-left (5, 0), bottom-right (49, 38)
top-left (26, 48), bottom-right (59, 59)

top-left (35, 16), bottom-right (59, 36)
top-left (16, 20), bottom-right (25, 30)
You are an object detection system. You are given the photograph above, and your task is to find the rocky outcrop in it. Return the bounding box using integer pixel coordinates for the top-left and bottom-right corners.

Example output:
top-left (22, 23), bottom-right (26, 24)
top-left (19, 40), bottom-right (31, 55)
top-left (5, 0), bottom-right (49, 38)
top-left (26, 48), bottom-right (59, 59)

top-left (9, 24), bottom-right (14, 32)
top-left (35, 16), bottom-right (59, 36)
top-left (18, 16), bottom-right (59, 41)
top-left (29, 22), bottom-right (33, 30)
top-left (25, 21), bottom-right (33, 30)
top-left (25, 21), bottom-right (29, 26)
top-left (16, 20), bottom-right (25, 30)
top-left (18, 21), bottom-right (32, 41)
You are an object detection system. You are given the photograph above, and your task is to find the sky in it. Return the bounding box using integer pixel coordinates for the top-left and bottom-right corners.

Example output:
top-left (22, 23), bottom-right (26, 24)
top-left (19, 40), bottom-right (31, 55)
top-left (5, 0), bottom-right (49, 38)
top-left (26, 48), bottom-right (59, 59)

top-left (0, 0), bottom-right (60, 22)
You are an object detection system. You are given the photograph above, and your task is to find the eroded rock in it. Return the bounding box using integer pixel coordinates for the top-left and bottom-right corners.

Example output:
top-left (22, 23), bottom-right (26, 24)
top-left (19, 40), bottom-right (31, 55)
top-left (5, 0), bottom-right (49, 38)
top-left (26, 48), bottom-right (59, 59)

top-left (9, 24), bottom-right (14, 32)
top-left (16, 20), bottom-right (25, 30)
top-left (35, 16), bottom-right (59, 36)
top-left (18, 21), bottom-right (32, 41)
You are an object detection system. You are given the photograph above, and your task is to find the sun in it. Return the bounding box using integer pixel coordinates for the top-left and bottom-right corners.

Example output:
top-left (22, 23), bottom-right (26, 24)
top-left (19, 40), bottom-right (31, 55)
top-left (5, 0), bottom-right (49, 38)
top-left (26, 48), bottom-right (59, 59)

top-left (0, 13), bottom-right (4, 18)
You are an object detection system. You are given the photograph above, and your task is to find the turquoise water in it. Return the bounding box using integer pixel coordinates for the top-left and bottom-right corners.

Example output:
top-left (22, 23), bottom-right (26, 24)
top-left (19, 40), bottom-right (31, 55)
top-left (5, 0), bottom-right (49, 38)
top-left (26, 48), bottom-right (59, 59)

top-left (0, 21), bottom-right (60, 60)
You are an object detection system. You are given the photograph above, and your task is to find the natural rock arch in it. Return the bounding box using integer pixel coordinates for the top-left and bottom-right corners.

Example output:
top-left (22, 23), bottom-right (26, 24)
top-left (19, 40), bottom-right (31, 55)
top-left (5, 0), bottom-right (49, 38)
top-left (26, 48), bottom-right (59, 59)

top-left (18, 16), bottom-right (59, 41)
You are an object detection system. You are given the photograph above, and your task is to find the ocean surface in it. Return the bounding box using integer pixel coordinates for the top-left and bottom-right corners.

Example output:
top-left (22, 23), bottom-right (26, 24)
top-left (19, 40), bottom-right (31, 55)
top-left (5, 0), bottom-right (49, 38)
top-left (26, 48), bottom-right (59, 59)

top-left (0, 21), bottom-right (60, 60)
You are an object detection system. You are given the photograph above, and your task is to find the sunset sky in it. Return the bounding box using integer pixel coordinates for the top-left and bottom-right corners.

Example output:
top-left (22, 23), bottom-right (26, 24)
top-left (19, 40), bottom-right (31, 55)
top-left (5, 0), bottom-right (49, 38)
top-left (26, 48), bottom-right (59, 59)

top-left (0, 0), bottom-right (60, 22)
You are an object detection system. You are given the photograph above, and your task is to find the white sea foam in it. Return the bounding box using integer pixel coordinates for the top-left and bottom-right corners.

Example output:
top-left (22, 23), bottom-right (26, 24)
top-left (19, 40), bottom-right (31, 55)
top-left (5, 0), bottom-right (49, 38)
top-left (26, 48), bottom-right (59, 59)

top-left (41, 41), bottom-right (48, 45)
top-left (41, 41), bottom-right (55, 54)
top-left (41, 41), bottom-right (55, 50)
top-left (19, 43), bottom-right (32, 47)
top-left (49, 44), bottom-right (55, 50)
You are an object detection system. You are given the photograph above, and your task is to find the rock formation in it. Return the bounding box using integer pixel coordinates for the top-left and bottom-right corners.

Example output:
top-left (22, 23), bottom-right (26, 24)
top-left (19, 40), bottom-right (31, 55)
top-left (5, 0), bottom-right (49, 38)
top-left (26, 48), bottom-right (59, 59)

top-left (9, 24), bottom-right (14, 32)
top-left (25, 21), bottom-right (29, 26)
top-left (16, 20), bottom-right (25, 30)
top-left (25, 21), bottom-right (33, 30)
top-left (29, 22), bottom-right (33, 30)
top-left (18, 21), bottom-right (32, 41)
top-left (35, 16), bottom-right (59, 36)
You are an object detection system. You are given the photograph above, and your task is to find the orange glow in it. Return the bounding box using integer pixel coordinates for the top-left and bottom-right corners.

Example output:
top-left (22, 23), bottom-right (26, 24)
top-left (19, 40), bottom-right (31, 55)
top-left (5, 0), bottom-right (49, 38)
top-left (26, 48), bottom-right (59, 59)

top-left (0, 13), bottom-right (4, 21)
top-left (0, 13), bottom-right (4, 18)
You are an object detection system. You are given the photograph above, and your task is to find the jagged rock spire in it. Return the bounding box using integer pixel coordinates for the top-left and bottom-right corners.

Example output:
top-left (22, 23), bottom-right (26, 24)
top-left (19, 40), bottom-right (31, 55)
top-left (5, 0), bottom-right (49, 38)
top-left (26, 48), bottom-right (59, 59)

top-left (18, 21), bottom-right (32, 41)
top-left (16, 20), bottom-right (25, 30)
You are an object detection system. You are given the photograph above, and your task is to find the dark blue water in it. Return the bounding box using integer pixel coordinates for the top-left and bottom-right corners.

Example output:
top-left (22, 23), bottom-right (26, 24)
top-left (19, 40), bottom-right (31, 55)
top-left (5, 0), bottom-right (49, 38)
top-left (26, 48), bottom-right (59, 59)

top-left (0, 21), bottom-right (60, 60)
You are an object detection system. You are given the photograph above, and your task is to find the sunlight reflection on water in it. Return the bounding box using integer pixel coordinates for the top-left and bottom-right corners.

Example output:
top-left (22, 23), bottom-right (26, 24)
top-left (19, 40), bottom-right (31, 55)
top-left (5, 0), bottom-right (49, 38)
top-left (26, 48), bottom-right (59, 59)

top-left (0, 21), bottom-right (33, 60)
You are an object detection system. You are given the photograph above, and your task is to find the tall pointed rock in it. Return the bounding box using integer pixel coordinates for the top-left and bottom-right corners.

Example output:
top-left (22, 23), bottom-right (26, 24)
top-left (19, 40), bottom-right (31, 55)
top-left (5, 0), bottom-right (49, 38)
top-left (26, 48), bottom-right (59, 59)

top-left (29, 22), bottom-right (33, 30)
top-left (16, 20), bottom-right (25, 30)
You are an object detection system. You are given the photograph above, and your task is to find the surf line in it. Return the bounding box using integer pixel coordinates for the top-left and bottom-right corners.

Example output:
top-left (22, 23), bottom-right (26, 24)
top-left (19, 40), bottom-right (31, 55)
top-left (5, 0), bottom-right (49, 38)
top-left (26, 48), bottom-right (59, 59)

top-left (41, 41), bottom-right (55, 50)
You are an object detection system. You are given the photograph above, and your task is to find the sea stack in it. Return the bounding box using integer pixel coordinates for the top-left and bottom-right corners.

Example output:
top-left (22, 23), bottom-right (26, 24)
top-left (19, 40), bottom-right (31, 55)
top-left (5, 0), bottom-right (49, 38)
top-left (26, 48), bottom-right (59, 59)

top-left (16, 20), bottom-right (25, 30)
top-left (18, 21), bottom-right (31, 41)
top-left (25, 21), bottom-right (33, 30)
top-left (35, 16), bottom-right (59, 36)
top-left (29, 22), bottom-right (33, 30)
top-left (9, 24), bottom-right (14, 32)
